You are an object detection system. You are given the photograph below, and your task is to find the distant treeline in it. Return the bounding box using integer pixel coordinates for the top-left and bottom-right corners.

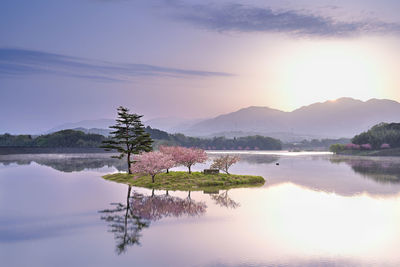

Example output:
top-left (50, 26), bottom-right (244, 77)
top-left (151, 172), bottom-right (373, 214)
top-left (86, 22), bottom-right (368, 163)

top-left (0, 127), bottom-right (283, 150)
top-left (145, 127), bottom-right (282, 150)
top-left (0, 130), bottom-right (106, 147)
top-left (329, 123), bottom-right (400, 153)
top-left (352, 123), bottom-right (400, 149)
top-left (284, 138), bottom-right (350, 150)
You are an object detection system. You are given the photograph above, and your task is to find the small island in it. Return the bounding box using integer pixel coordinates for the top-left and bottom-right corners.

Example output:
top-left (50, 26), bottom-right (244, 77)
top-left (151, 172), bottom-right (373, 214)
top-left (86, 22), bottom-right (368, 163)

top-left (100, 107), bottom-right (265, 192)
top-left (103, 171), bottom-right (265, 191)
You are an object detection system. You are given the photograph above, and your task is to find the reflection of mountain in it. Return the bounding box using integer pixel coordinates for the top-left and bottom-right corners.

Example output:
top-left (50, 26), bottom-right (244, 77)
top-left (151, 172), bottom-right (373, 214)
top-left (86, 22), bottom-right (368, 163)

top-left (0, 154), bottom-right (127, 172)
top-left (99, 187), bottom-right (207, 254)
top-left (258, 155), bottom-right (400, 197)
top-left (331, 157), bottom-right (400, 184)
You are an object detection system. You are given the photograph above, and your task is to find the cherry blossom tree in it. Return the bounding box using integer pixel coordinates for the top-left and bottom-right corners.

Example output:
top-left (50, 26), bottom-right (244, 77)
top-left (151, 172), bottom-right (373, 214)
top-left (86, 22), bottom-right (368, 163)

top-left (130, 151), bottom-right (175, 183)
top-left (345, 143), bottom-right (360, 150)
top-left (210, 155), bottom-right (240, 174)
top-left (381, 143), bottom-right (391, 149)
top-left (175, 147), bottom-right (208, 174)
top-left (159, 145), bottom-right (181, 173)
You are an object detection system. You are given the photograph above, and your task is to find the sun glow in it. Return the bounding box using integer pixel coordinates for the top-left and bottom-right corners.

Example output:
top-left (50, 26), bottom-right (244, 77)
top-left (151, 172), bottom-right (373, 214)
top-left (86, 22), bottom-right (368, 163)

top-left (271, 40), bottom-right (390, 110)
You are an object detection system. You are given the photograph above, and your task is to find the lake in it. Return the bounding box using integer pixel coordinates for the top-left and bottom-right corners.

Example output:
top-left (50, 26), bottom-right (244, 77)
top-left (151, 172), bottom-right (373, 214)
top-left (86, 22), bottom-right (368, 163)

top-left (1, 152), bottom-right (400, 267)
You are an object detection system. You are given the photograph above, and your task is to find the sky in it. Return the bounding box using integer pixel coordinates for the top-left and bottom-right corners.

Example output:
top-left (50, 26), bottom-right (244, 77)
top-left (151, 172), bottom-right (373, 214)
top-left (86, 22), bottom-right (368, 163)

top-left (2, 0), bottom-right (400, 133)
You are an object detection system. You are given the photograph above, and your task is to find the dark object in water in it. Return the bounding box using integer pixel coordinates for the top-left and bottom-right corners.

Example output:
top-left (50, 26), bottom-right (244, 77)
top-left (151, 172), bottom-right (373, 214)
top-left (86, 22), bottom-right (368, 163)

top-left (276, 162), bottom-right (280, 166)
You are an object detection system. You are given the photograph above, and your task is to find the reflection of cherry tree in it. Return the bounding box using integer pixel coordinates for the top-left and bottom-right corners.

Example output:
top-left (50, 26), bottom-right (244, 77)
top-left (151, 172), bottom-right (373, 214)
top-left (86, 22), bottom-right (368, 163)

top-left (99, 187), bottom-right (207, 254)
top-left (210, 190), bottom-right (240, 209)
top-left (130, 190), bottom-right (207, 221)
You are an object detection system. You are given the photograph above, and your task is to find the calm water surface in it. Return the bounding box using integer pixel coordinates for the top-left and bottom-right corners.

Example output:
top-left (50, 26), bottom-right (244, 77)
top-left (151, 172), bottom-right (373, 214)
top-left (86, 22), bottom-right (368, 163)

top-left (1, 152), bottom-right (400, 267)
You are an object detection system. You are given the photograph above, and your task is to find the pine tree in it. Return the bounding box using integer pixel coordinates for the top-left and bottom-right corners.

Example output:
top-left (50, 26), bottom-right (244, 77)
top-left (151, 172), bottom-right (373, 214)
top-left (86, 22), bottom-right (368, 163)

top-left (101, 106), bottom-right (153, 173)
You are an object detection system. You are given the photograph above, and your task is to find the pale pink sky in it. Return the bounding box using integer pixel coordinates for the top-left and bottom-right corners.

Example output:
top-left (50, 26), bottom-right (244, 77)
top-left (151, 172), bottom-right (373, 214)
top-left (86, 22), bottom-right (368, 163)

top-left (2, 0), bottom-right (400, 132)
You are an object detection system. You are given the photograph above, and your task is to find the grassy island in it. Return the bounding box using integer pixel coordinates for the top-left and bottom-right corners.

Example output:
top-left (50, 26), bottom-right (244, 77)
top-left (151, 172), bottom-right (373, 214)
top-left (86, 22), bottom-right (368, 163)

top-left (103, 171), bottom-right (265, 191)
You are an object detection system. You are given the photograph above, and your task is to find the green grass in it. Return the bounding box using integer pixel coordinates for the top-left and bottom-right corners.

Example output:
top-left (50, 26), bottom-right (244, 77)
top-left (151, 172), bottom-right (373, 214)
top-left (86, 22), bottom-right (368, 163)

top-left (102, 171), bottom-right (265, 191)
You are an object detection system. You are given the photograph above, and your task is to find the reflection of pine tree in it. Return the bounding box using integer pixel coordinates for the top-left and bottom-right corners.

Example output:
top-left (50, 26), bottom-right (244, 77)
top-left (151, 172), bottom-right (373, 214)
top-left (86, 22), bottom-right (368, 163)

top-left (99, 186), bottom-right (150, 255)
top-left (99, 187), bottom-right (207, 254)
top-left (210, 190), bottom-right (240, 209)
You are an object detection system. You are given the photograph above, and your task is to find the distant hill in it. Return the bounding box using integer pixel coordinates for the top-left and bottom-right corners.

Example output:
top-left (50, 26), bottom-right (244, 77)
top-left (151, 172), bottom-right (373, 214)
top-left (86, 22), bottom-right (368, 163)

top-left (45, 119), bottom-right (114, 134)
top-left (1, 127), bottom-right (283, 151)
top-left (182, 98), bottom-right (400, 139)
top-left (46, 117), bottom-right (204, 135)
top-left (73, 127), bottom-right (111, 136)
top-left (43, 98), bottom-right (400, 141)
top-left (144, 117), bottom-right (205, 133)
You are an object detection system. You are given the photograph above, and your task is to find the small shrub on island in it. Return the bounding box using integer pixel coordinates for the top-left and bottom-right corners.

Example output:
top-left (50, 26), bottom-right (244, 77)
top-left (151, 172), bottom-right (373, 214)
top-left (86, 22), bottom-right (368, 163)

top-left (211, 155), bottom-right (240, 175)
top-left (329, 144), bottom-right (346, 153)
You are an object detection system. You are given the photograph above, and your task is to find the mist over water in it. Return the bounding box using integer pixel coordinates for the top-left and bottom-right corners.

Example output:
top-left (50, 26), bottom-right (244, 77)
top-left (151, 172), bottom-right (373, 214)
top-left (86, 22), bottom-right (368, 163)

top-left (1, 152), bottom-right (400, 267)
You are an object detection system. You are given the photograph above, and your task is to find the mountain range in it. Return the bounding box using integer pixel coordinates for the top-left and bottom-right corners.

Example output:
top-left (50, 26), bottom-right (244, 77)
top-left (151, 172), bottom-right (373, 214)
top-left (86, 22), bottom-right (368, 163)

top-left (180, 98), bottom-right (400, 140)
top-left (45, 98), bottom-right (400, 141)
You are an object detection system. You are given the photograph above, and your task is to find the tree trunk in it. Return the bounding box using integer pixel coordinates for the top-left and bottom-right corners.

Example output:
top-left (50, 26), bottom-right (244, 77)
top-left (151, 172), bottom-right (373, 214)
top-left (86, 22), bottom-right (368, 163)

top-left (188, 165), bottom-right (191, 174)
top-left (166, 168), bottom-right (169, 173)
top-left (127, 152), bottom-right (132, 174)
top-left (152, 174), bottom-right (155, 183)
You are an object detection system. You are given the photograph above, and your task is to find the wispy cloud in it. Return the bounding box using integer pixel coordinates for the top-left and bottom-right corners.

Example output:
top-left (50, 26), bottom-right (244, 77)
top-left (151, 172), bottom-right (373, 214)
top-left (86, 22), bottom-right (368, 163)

top-left (163, 2), bottom-right (400, 37)
top-left (0, 48), bottom-right (233, 82)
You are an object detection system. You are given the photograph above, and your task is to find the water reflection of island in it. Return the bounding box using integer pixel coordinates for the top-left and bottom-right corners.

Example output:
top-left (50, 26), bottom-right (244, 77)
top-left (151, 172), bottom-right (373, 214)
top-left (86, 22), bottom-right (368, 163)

top-left (0, 154), bottom-right (127, 172)
top-left (99, 186), bottom-right (207, 254)
top-left (0, 153), bottom-right (279, 173)
top-left (331, 157), bottom-right (400, 184)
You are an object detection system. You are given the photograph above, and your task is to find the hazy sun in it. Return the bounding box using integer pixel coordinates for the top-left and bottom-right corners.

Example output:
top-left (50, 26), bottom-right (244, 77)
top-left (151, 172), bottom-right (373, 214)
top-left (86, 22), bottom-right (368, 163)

top-left (274, 40), bottom-right (389, 110)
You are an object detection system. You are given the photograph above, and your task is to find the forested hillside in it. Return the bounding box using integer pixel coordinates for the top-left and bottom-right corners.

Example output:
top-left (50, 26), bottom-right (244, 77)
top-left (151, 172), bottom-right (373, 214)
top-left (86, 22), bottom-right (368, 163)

top-left (0, 127), bottom-right (282, 150)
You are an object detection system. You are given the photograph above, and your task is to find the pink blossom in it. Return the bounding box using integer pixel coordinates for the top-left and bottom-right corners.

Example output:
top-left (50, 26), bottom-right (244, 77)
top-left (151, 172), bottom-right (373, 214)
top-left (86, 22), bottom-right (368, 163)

top-left (159, 145), bottom-right (182, 172)
top-left (174, 147), bottom-right (208, 174)
top-left (361, 144), bottom-right (372, 150)
top-left (130, 151), bottom-right (175, 183)
top-left (159, 145), bottom-right (181, 162)
top-left (345, 143), bottom-right (360, 150)
top-left (381, 143), bottom-right (391, 149)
